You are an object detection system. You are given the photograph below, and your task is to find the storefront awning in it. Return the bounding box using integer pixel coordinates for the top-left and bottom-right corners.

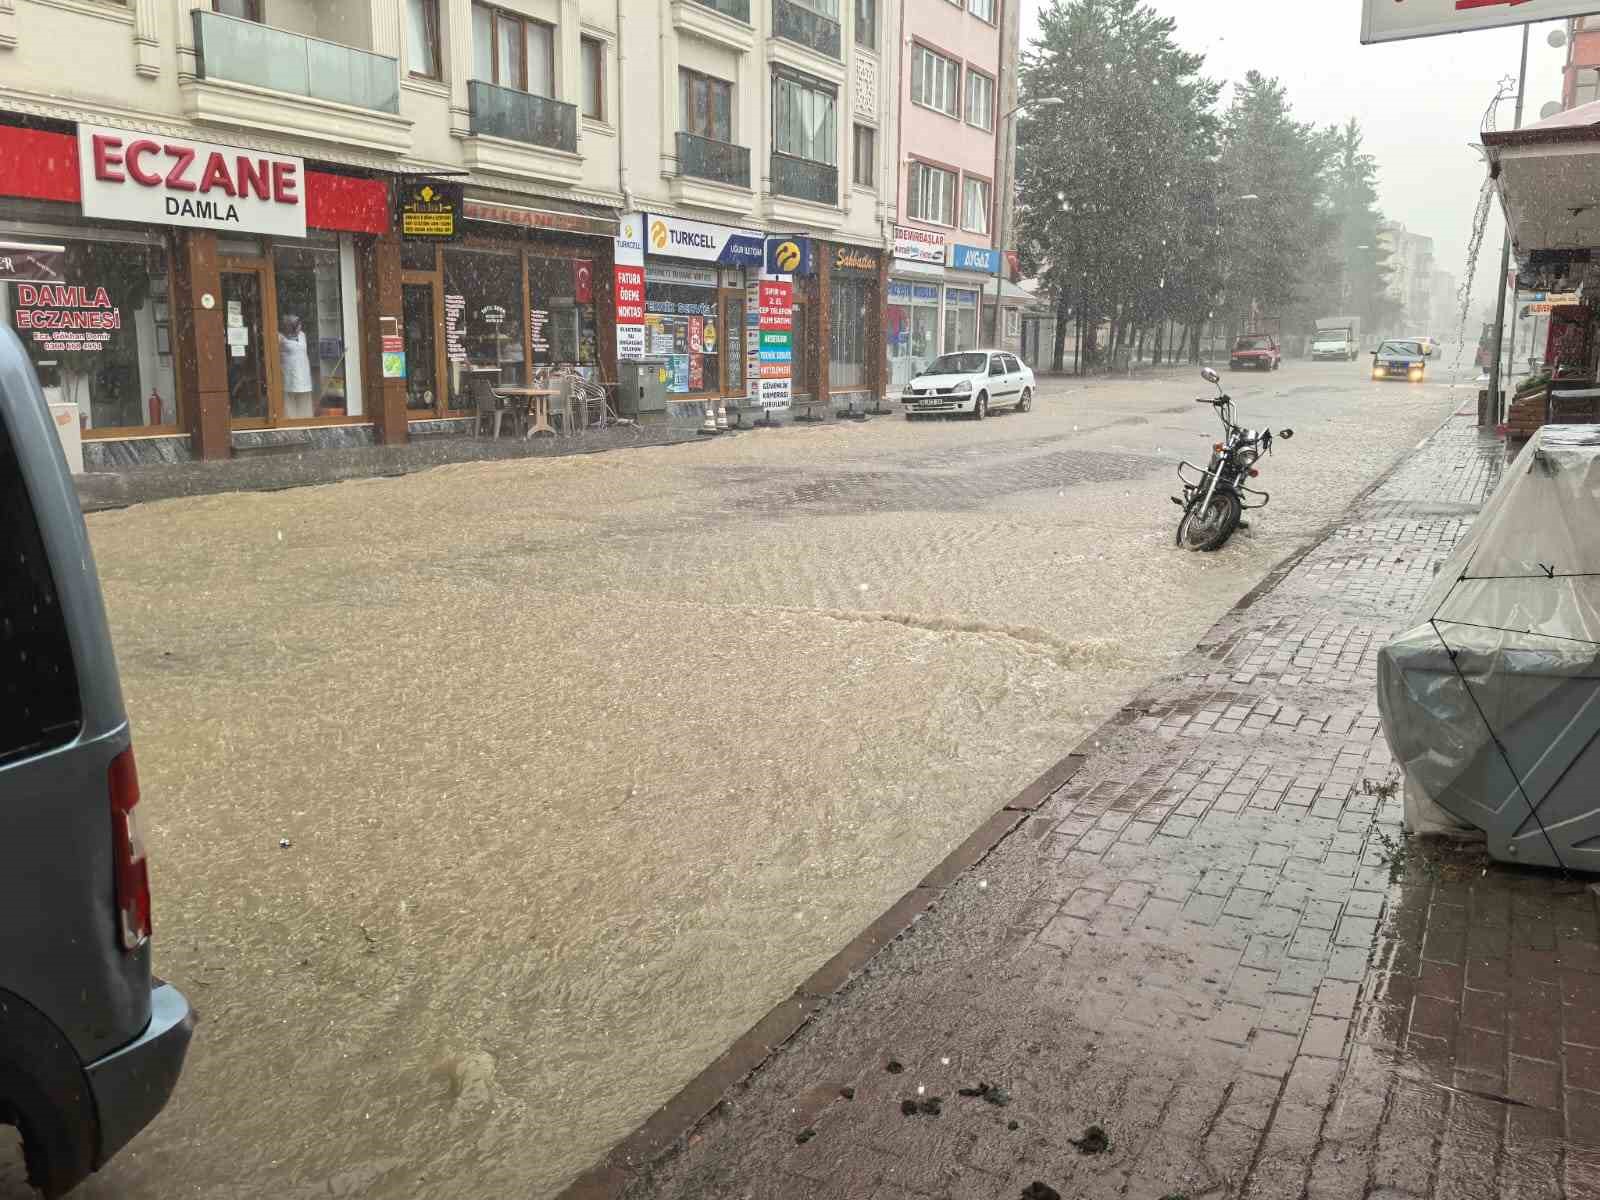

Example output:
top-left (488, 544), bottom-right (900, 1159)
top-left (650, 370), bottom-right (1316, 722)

top-left (1482, 101), bottom-right (1600, 258)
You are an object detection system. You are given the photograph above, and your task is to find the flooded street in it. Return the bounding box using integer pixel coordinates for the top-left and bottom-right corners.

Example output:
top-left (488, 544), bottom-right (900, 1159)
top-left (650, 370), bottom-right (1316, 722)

top-left (6, 363), bottom-right (1456, 1199)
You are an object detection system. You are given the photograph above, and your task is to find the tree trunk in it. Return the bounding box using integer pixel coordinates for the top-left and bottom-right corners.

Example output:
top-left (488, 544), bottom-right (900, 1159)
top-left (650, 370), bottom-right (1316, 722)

top-left (1136, 327), bottom-right (1147, 365)
top-left (1051, 301), bottom-right (1069, 373)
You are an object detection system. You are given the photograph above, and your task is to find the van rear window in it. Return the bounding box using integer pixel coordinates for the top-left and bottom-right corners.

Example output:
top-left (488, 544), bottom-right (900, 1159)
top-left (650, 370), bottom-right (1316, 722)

top-left (0, 410), bottom-right (81, 767)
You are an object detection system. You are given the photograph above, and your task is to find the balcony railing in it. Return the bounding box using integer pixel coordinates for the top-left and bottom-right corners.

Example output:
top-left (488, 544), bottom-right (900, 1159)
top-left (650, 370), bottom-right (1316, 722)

top-left (468, 80), bottom-right (578, 153)
top-left (677, 131), bottom-right (751, 188)
top-left (773, 0), bottom-right (841, 59)
top-left (771, 152), bottom-right (837, 206)
top-left (191, 10), bottom-right (399, 114)
top-left (691, 0), bottom-right (751, 21)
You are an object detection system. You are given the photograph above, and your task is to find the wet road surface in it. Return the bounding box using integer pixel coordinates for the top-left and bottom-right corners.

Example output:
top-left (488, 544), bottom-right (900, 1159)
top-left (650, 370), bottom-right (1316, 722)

top-left (2, 363), bottom-right (1458, 1198)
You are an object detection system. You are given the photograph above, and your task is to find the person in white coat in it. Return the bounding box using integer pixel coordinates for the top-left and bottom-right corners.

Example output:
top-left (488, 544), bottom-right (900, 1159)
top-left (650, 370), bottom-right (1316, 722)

top-left (278, 315), bottom-right (315, 418)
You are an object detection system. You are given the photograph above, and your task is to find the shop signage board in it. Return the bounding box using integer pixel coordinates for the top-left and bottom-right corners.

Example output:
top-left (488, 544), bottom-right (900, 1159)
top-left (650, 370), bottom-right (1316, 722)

top-left (381, 333), bottom-right (406, 380)
top-left (765, 236), bottom-right (813, 276)
top-left (464, 199), bottom-right (617, 238)
top-left (832, 245), bottom-right (878, 275)
top-left (756, 279), bottom-right (793, 410)
top-left (444, 294), bottom-right (467, 362)
top-left (1362, 0), bottom-right (1600, 43)
top-left (396, 179), bottom-right (462, 240)
top-left (745, 281), bottom-right (762, 396)
top-left (893, 224), bottom-right (946, 265)
top-left (12, 283), bottom-right (122, 354)
top-left (646, 213), bottom-right (764, 267)
top-left (948, 244), bottom-right (1001, 275)
top-left (529, 309), bottom-right (551, 363)
top-left (0, 241), bottom-right (65, 284)
top-left (78, 124), bottom-right (306, 238)
top-left (615, 214), bottom-right (646, 363)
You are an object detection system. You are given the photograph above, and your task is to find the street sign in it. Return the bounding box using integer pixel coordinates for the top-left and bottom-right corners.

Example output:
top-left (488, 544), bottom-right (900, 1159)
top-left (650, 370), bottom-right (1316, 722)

top-left (1362, 0), bottom-right (1600, 45)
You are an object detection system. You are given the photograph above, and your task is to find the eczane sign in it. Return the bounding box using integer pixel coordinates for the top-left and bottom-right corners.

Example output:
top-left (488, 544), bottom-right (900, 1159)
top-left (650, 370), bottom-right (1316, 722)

top-left (1363, 0), bottom-right (1600, 44)
top-left (77, 124), bottom-right (307, 238)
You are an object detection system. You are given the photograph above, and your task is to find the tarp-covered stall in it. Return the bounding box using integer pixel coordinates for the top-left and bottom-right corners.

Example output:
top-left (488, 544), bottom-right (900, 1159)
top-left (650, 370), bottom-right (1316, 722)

top-left (1378, 426), bottom-right (1600, 870)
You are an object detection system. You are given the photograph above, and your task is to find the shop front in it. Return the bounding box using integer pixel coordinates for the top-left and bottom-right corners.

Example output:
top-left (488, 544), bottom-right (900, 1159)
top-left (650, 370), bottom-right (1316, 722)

top-left (887, 223), bottom-right (947, 387)
top-left (823, 241), bottom-right (885, 411)
top-left (639, 213), bottom-right (763, 411)
top-left (0, 120), bottom-right (390, 463)
top-left (396, 198), bottom-right (617, 428)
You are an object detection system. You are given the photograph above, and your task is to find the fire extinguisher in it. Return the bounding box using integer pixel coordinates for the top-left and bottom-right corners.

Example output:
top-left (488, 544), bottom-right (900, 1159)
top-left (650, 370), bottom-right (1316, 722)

top-left (148, 388), bottom-right (163, 425)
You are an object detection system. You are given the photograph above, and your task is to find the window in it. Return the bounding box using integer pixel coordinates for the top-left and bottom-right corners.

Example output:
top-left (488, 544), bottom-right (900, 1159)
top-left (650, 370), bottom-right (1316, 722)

top-left (794, 0), bottom-right (839, 14)
top-left (911, 45), bottom-right (960, 117)
top-left (444, 249), bottom-right (527, 403)
top-left (944, 288), bottom-right (979, 352)
top-left (773, 73), bottom-right (837, 165)
top-left (272, 243), bottom-right (348, 420)
top-left (830, 276), bottom-right (873, 389)
top-left (887, 281), bottom-right (940, 383)
top-left (472, 3), bottom-right (554, 95)
top-left (854, 0), bottom-right (876, 49)
top-left (907, 161), bottom-right (956, 225)
top-left (962, 176), bottom-right (991, 234)
top-left (407, 0), bottom-right (442, 79)
top-left (681, 69), bottom-right (734, 143)
top-left (213, 0), bottom-right (260, 19)
top-left (969, 0), bottom-right (995, 21)
top-left (852, 123), bottom-right (876, 188)
top-left (580, 36), bottom-right (604, 120)
top-left (644, 274), bottom-right (720, 396)
top-left (1576, 67), bottom-right (1600, 107)
top-left (964, 69), bottom-right (994, 130)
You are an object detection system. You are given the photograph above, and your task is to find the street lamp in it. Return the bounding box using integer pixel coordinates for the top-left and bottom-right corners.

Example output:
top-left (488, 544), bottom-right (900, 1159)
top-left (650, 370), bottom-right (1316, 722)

top-left (993, 96), bottom-right (1065, 346)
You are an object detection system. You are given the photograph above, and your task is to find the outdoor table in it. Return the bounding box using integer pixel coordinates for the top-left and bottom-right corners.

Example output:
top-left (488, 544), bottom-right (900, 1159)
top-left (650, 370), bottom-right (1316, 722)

top-left (493, 386), bottom-right (560, 437)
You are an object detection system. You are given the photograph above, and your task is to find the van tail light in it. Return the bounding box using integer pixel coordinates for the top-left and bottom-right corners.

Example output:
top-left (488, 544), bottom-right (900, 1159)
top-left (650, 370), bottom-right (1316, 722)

top-left (109, 748), bottom-right (151, 952)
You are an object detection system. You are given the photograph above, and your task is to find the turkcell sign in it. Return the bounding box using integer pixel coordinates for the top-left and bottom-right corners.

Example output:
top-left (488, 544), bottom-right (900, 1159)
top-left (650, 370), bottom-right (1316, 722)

top-left (645, 213), bottom-right (764, 266)
top-left (948, 244), bottom-right (1001, 275)
top-left (78, 124), bottom-right (306, 238)
top-left (1361, 0), bottom-right (1600, 44)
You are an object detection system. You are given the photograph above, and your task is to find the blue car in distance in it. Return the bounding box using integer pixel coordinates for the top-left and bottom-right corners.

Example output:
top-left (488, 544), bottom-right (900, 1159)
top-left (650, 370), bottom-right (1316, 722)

top-left (1372, 338), bottom-right (1427, 383)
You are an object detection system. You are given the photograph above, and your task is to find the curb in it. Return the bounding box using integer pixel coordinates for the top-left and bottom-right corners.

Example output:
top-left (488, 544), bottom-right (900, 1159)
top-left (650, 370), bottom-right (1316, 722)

top-left (554, 404), bottom-right (1474, 1200)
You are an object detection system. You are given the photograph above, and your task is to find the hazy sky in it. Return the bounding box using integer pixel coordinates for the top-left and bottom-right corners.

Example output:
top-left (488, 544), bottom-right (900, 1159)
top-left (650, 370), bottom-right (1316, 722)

top-left (1018, 0), bottom-right (1571, 316)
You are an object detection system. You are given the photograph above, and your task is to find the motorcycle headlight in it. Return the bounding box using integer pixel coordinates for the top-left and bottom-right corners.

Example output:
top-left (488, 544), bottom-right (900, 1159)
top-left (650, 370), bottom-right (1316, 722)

top-left (953, 380), bottom-right (972, 394)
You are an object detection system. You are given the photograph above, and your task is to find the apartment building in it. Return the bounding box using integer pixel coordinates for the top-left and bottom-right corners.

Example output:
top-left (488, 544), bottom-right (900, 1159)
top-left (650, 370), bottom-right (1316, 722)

top-left (1377, 221), bottom-right (1435, 334)
top-left (1564, 16), bottom-right (1600, 109)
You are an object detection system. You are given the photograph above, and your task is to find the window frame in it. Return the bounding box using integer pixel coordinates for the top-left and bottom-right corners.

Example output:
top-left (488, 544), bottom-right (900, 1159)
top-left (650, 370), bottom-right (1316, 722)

top-left (851, 123), bottom-right (876, 189)
top-left (961, 174), bottom-right (992, 235)
top-left (907, 160), bottom-right (957, 227)
top-left (580, 34), bottom-right (605, 121)
top-left (407, 0), bottom-right (443, 81)
top-left (473, 2), bottom-right (555, 95)
top-left (212, 0), bottom-right (261, 19)
top-left (964, 68), bottom-right (994, 131)
top-left (968, 0), bottom-right (996, 23)
top-left (772, 70), bottom-right (838, 166)
top-left (910, 44), bottom-right (961, 119)
top-left (854, 0), bottom-right (876, 50)
top-left (681, 67), bottom-right (735, 145)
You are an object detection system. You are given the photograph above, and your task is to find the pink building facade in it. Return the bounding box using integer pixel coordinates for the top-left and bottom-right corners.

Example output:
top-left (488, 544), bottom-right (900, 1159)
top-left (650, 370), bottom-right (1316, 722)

top-left (886, 0), bottom-right (1020, 384)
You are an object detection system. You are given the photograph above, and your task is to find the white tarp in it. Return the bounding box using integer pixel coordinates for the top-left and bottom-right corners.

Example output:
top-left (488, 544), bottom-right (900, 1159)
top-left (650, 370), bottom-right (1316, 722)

top-left (1363, 1), bottom-right (1600, 45)
top-left (1377, 426), bottom-right (1600, 869)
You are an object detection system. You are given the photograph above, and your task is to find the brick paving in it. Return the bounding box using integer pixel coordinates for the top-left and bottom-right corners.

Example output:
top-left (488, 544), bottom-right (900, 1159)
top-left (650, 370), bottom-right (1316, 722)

top-left (607, 414), bottom-right (1600, 1200)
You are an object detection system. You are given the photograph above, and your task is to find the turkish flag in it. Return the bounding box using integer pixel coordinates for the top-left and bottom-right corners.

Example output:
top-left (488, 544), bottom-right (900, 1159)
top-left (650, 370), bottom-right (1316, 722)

top-left (574, 260), bottom-right (593, 304)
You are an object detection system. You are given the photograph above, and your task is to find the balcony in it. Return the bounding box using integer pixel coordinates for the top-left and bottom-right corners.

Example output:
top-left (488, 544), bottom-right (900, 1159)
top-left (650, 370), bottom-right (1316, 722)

top-left (771, 152), bottom-right (837, 206)
top-left (460, 80), bottom-right (582, 185)
top-left (670, 131), bottom-right (754, 216)
top-left (692, 0), bottom-right (750, 20)
top-left (183, 10), bottom-right (411, 154)
top-left (773, 0), bottom-right (841, 61)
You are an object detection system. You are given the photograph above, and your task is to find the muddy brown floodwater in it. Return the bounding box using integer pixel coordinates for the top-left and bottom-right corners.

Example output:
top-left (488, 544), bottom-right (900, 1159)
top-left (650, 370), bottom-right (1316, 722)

top-left (4, 365), bottom-right (1457, 1199)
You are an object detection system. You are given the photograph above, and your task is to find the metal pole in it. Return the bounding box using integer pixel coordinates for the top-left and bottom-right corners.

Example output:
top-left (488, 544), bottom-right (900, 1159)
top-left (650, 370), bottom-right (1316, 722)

top-left (1489, 23), bottom-right (1530, 423)
top-left (993, 109), bottom-right (1015, 347)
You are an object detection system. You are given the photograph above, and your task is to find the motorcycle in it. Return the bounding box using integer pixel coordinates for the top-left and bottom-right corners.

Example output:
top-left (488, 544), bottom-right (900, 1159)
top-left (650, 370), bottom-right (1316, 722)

top-left (1172, 367), bottom-right (1294, 551)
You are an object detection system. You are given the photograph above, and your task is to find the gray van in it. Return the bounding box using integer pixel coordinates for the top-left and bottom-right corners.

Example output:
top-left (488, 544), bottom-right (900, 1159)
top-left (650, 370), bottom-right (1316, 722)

top-left (0, 326), bottom-right (194, 1196)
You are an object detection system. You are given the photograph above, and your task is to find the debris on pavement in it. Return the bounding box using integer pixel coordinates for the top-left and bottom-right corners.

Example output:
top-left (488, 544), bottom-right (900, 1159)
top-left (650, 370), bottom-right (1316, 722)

top-left (794, 1129), bottom-right (815, 1145)
top-left (900, 1096), bottom-right (942, 1117)
top-left (278, 838), bottom-right (291, 849)
top-left (955, 1082), bottom-right (1011, 1106)
top-left (1007, 1120), bottom-right (1020, 1131)
top-left (1020, 1183), bottom-right (1061, 1200)
top-left (885, 1059), bottom-right (904, 1074)
top-left (838, 1087), bottom-right (854, 1101)
top-left (1068, 1124), bottom-right (1110, 1154)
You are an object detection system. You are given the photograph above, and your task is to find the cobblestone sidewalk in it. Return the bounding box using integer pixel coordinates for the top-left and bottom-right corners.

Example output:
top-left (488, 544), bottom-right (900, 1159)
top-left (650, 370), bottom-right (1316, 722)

top-left (600, 414), bottom-right (1600, 1200)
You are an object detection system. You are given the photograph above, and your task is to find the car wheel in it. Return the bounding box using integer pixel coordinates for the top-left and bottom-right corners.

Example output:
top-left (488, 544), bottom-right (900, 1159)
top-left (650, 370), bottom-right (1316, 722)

top-left (1018, 387), bottom-right (1033, 413)
top-left (972, 393), bottom-right (988, 420)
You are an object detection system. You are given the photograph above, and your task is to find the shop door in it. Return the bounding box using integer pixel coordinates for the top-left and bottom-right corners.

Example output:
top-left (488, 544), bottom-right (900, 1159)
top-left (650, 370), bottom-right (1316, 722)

top-left (402, 281), bottom-right (443, 416)
top-left (791, 301), bottom-right (809, 397)
top-left (220, 269), bottom-right (276, 423)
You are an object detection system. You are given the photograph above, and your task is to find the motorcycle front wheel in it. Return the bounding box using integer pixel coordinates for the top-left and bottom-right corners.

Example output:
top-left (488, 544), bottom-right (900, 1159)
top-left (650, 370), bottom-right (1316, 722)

top-left (1178, 491), bottom-right (1242, 552)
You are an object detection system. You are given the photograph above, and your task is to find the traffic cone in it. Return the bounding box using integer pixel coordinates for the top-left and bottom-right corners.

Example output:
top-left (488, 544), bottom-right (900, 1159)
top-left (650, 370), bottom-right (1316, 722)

top-left (698, 403), bottom-right (717, 436)
top-left (715, 401), bottom-right (730, 432)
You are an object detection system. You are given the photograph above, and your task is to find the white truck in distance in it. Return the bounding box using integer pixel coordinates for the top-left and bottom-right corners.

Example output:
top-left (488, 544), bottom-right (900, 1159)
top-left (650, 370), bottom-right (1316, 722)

top-left (1312, 316), bottom-right (1361, 362)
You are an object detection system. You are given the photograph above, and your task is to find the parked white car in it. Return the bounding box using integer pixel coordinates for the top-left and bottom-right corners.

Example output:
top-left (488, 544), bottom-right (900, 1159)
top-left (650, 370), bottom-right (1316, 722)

top-left (903, 350), bottom-right (1036, 420)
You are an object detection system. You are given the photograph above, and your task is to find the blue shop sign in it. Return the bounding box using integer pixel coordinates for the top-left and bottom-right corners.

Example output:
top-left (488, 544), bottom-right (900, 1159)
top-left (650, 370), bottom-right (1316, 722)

top-left (765, 236), bottom-right (814, 276)
top-left (948, 244), bottom-right (1001, 275)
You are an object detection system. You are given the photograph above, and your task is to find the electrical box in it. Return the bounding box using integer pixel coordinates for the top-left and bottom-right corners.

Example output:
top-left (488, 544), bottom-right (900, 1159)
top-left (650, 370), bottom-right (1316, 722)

top-left (618, 359), bottom-right (670, 416)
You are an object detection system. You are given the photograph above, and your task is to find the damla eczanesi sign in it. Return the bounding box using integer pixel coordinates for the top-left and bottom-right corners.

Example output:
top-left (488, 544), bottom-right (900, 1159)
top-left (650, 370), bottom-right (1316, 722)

top-left (77, 125), bottom-right (307, 238)
top-left (1362, 0), bottom-right (1600, 44)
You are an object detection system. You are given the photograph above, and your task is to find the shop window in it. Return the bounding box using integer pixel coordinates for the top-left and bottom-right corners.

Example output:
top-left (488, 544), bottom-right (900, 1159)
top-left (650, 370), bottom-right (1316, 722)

top-left (681, 68), bottom-right (734, 143)
top-left (443, 248), bottom-right (526, 406)
top-left (886, 280), bottom-right (939, 385)
top-left (272, 244), bottom-right (349, 420)
top-left (473, 2), bottom-right (554, 95)
top-left (945, 288), bottom-right (979, 352)
top-left (408, 0), bottom-right (443, 80)
top-left (581, 36), bottom-right (605, 121)
top-left (907, 161), bottom-right (955, 225)
top-left (645, 275), bottom-right (720, 395)
top-left (527, 255), bottom-right (599, 368)
top-left (829, 276), bottom-right (872, 390)
top-left (3, 237), bottom-right (179, 433)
